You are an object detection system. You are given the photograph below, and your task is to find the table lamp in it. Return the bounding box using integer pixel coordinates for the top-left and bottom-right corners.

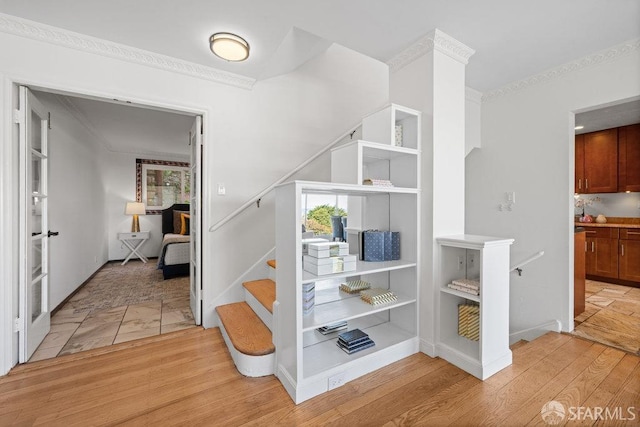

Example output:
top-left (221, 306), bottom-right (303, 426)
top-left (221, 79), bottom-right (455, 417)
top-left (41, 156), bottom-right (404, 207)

top-left (125, 202), bottom-right (146, 232)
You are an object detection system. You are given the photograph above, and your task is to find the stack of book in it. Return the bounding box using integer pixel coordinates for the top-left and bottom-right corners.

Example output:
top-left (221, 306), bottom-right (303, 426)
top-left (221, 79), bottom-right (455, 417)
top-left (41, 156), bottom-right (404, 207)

top-left (317, 321), bottom-right (347, 335)
top-left (302, 282), bottom-right (315, 315)
top-left (458, 303), bottom-right (480, 341)
top-left (360, 288), bottom-right (398, 305)
top-left (337, 329), bottom-right (375, 354)
top-left (447, 278), bottom-right (480, 296)
top-left (340, 280), bottom-right (371, 294)
top-left (303, 242), bottom-right (357, 276)
top-left (362, 178), bottom-right (394, 187)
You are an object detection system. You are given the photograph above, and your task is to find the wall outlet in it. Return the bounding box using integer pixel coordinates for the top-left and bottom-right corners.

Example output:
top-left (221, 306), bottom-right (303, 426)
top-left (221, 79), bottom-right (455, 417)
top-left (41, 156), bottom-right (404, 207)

top-left (457, 256), bottom-right (464, 270)
top-left (328, 372), bottom-right (346, 390)
top-left (467, 252), bottom-right (475, 268)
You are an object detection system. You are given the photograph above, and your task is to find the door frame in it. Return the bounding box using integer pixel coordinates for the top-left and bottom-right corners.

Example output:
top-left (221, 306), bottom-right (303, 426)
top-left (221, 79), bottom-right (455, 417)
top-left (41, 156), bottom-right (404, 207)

top-left (0, 75), bottom-right (208, 374)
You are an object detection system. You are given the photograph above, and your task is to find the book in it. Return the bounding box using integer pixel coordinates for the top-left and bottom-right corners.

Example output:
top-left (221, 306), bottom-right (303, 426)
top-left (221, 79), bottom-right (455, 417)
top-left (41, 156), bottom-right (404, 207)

top-left (360, 288), bottom-right (398, 305)
top-left (317, 321), bottom-right (348, 335)
top-left (340, 280), bottom-right (371, 294)
top-left (337, 328), bottom-right (369, 345)
top-left (336, 338), bottom-right (375, 354)
top-left (362, 178), bottom-right (394, 187)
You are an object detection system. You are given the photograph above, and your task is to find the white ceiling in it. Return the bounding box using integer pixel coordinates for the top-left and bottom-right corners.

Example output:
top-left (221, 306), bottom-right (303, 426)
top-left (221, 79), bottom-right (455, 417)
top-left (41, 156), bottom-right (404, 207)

top-left (1, 0), bottom-right (639, 92)
top-left (3, 1), bottom-right (639, 155)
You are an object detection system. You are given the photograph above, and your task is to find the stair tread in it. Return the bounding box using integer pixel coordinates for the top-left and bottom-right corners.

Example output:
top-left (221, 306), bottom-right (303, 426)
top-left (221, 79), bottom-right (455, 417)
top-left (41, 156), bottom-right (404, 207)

top-left (216, 302), bottom-right (275, 356)
top-left (243, 279), bottom-right (275, 314)
top-left (267, 259), bottom-right (276, 269)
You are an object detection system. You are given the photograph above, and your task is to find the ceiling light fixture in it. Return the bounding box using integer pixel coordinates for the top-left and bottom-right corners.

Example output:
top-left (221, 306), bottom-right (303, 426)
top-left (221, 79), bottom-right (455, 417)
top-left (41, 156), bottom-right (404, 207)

top-left (574, 125), bottom-right (584, 130)
top-left (209, 32), bottom-right (250, 62)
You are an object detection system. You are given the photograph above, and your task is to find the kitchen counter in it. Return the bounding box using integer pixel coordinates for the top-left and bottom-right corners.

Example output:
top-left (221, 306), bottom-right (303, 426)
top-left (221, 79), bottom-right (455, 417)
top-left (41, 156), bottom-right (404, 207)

top-left (575, 217), bottom-right (640, 229)
top-left (575, 222), bottom-right (640, 229)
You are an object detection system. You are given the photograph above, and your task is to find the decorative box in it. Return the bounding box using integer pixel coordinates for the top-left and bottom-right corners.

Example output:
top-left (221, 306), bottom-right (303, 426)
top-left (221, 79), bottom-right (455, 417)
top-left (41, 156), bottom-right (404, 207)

top-left (308, 242), bottom-right (349, 258)
top-left (361, 231), bottom-right (400, 261)
top-left (458, 303), bottom-right (480, 341)
top-left (303, 255), bottom-right (357, 275)
top-left (302, 238), bottom-right (328, 256)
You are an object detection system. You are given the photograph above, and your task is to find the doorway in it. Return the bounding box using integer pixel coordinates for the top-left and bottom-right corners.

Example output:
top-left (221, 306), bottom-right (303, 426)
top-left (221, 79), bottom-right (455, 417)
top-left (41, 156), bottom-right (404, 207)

top-left (14, 85), bottom-right (205, 363)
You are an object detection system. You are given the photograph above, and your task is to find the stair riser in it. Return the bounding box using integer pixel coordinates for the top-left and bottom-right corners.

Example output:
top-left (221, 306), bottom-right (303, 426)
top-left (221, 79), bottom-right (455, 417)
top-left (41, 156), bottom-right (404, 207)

top-left (218, 320), bottom-right (274, 377)
top-left (268, 265), bottom-right (276, 281)
top-left (245, 289), bottom-right (273, 331)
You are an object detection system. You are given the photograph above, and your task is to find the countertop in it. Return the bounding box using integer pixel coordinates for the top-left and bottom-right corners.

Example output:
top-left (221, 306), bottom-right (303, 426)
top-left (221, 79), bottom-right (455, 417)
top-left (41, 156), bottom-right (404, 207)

top-left (575, 217), bottom-right (640, 229)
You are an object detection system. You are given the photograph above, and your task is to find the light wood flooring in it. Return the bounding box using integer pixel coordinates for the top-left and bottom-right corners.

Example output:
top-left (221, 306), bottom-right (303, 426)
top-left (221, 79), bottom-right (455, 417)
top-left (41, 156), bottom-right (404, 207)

top-left (573, 280), bottom-right (640, 355)
top-left (29, 261), bottom-right (194, 362)
top-left (3, 328), bottom-right (639, 426)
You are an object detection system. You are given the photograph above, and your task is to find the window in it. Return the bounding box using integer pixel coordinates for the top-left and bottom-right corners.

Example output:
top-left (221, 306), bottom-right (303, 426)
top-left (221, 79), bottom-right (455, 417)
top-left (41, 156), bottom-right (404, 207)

top-left (136, 159), bottom-right (190, 214)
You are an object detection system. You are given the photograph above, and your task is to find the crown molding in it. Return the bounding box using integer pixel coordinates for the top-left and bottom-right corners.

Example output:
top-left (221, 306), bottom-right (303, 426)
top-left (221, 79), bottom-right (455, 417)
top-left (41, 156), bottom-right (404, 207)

top-left (388, 29), bottom-right (475, 73)
top-left (482, 38), bottom-right (640, 103)
top-left (0, 13), bottom-right (255, 90)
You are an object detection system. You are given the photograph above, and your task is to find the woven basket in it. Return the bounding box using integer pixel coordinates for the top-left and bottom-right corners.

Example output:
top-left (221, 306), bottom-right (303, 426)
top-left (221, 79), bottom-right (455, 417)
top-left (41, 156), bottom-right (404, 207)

top-left (458, 304), bottom-right (480, 341)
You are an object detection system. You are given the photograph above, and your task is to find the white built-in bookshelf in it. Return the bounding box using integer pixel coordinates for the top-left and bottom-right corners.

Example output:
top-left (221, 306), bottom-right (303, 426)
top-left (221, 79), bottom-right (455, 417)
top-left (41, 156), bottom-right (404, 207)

top-left (436, 235), bottom-right (514, 380)
top-left (274, 104), bottom-right (421, 404)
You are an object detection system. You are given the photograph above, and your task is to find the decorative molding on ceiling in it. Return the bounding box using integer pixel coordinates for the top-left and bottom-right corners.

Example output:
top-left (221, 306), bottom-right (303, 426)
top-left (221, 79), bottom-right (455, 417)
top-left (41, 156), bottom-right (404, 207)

top-left (0, 13), bottom-right (256, 90)
top-left (482, 38), bottom-right (640, 103)
top-left (388, 29), bottom-right (476, 73)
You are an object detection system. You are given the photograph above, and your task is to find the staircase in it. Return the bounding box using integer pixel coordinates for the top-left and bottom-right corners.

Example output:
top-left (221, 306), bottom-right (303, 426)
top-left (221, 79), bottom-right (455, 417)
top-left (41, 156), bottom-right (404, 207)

top-left (215, 261), bottom-right (277, 377)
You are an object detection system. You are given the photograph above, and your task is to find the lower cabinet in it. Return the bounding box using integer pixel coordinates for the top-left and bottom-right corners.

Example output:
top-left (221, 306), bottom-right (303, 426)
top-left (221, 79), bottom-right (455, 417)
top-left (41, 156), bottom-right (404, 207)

top-left (620, 229), bottom-right (640, 282)
top-left (584, 226), bottom-right (640, 285)
top-left (584, 228), bottom-right (618, 279)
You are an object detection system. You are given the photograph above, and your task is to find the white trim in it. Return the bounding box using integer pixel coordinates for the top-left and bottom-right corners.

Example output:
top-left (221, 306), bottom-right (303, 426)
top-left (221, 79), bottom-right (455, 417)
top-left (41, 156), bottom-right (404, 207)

top-left (0, 13), bottom-right (255, 90)
top-left (387, 29), bottom-right (476, 72)
top-left (0, 75), bottom-right (15, 376)
top-left (483, 38), bottom-right (640, 103)
top-left (218, 313), bottom-right (275, 377)
top-left (0, 76), bottom-right (210, 376)
top-left (509, 320), bottom-right (562, 345)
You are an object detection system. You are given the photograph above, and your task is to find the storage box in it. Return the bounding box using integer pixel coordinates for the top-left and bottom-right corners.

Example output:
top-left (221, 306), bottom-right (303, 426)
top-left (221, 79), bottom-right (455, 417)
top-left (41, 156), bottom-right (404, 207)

top-left (308, 242), bottom-right (349, 258)
top-left (302, 238), bottom-right (328, 256)
top-left (361, 231), bottom-right (400, 261)
top-left (458, 304), bottom-right (479, 341)
top-left (303, 255), bottom-right (357, 275)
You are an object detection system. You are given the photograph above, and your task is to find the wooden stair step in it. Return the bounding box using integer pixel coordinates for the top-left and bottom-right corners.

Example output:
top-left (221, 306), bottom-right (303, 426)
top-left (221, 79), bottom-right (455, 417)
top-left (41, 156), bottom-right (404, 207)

top-left (243, 279), bottom-right (275, 314)
top-left (267, 259), bottom-right (276, 269)
top-left (216, 302), bottom-right (275, 356)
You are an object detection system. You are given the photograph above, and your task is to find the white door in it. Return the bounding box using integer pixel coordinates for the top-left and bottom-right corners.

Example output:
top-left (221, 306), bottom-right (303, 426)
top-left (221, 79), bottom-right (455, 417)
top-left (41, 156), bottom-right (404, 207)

top-left (18, 86), bottom-right (52, 362)
top-left (189, 116), bottom-right (203, 325)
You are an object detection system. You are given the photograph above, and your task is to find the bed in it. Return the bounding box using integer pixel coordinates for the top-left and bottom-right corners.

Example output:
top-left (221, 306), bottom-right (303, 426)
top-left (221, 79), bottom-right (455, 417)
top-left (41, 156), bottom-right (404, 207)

top-left (158, 203), bottom-right (191, 279)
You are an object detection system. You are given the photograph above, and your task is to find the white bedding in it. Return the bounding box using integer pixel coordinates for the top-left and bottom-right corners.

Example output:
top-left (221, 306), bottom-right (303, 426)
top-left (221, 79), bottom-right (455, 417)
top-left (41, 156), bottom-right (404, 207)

top-left (158, 233), bottom-right (190, 267)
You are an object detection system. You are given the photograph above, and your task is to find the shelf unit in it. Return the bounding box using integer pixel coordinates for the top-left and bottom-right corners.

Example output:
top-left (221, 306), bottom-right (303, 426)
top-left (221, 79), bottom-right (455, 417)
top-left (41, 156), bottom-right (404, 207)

top-left (275, 180), bottom-right (420, 404)
top-left (361, 104), bottom-right (421, 149)
top-left (436, 235), bottom-right (514, 380)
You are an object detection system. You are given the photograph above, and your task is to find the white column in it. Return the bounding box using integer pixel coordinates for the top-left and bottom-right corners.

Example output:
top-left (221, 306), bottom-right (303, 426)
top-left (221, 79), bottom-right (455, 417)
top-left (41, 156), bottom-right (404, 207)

top-left (388, 29), bottom-right (475, 355)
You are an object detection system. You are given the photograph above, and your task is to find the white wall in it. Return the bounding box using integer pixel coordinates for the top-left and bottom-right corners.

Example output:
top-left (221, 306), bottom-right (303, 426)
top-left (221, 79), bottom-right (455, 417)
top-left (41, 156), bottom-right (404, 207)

top-left (103, 151), bottom-right (189, 261)
top-left (0, 20), bottom-right (389, 373)
top-left (34, 92), bottom-right (108, 309)
top-left (466, 48), bottom-right (640, 334)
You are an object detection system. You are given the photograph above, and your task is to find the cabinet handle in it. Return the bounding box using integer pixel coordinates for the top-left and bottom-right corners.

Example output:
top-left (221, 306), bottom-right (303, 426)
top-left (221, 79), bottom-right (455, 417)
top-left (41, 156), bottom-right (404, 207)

top-left (621, 244), bottom-right (624, 257)
top-left (585, 179), bottom-right (588, 189)
top-left (627, 231), bottom-right (640, 235)
top-left (585, 241), bottom-right (587, 252)
top-left (578, 179), bottom-right (582, 190)
top-left (591, 242), bottom-right (595, 252)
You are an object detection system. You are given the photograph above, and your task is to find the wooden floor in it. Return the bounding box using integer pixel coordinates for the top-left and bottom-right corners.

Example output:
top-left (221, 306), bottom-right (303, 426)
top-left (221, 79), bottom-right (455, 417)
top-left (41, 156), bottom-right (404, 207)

top-left (1, 329), bottom-right (639, 426)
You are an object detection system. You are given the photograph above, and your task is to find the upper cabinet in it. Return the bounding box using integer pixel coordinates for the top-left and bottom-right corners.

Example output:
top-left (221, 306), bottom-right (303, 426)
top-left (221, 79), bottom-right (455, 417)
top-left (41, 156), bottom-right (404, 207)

top-left (576, 128), bottom-right (618, 193)
top-left (575, 134), bottom-right (585, 193)
top-left (618, 124), bottom-right (640, 192)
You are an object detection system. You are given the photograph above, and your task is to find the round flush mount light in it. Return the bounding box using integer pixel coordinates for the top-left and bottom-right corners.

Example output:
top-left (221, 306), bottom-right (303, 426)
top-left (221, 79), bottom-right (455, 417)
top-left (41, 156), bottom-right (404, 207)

top-left (209, 32), bottom-right (250, 62)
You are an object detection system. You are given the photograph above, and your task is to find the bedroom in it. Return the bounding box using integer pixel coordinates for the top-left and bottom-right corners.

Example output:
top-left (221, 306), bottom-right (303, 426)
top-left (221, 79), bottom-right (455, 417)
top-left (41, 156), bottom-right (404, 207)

top-left (27, 88), bottom-right (199, 361)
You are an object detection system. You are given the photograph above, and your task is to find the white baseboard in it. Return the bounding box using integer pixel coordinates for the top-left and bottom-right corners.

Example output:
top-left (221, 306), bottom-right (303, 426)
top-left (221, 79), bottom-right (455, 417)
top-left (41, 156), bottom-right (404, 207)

top-left (509, 319), bottom-right (562, 344)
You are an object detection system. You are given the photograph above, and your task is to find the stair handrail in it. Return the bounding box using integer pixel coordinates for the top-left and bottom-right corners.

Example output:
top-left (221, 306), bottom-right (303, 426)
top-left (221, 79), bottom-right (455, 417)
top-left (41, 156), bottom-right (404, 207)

top-left (208, 108), bottom-right (384, 232)
top-left (510, 250), bottom-right (544, 276)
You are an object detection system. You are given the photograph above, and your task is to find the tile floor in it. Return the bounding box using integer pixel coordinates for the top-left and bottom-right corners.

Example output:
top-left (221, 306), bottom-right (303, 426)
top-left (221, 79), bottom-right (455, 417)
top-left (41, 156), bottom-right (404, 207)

top-left (29, 261), bottom-right (194, 362)
top-left (572, 279), bottom-right (640, 355)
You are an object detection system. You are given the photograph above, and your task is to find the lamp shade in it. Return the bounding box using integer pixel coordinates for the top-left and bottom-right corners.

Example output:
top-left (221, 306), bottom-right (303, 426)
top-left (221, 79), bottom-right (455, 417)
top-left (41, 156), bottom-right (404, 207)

top-left (210, 32), bottom-right (250, 62)
top-left (125, 202), bottom-right (146, 215)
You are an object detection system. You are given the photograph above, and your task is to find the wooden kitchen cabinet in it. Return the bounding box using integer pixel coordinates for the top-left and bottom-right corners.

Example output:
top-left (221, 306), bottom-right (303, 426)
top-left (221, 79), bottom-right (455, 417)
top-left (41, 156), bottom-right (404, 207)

top-left (575, 134), bottom-right (585, 193)
top-left (584, 227), bottom-right (619, 279)
top-left (619, 229), bottom-right (640, 282)
top-left (574, 230), bottom-right (586, 317)
top-left (618, 124), bottom-right (640, 192)
top-left (582, 128), bottom-right (618, 193)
